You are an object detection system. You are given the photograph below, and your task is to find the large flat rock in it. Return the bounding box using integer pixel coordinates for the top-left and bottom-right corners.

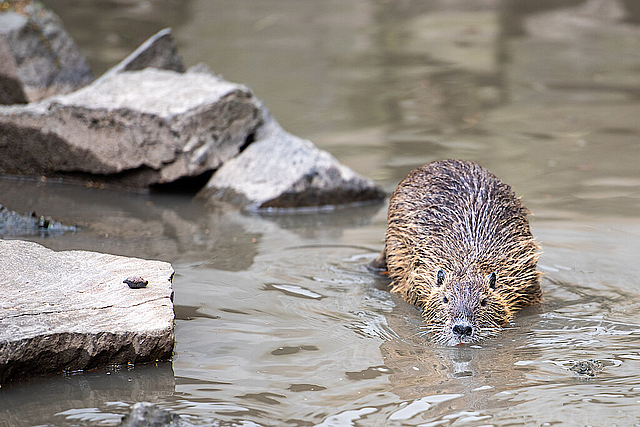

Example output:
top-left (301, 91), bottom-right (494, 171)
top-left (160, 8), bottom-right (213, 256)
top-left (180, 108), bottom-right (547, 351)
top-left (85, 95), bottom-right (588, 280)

top-left (0, 240), bottom-right (174, 383)
top-left (0, 68), bottom-right (262, 187)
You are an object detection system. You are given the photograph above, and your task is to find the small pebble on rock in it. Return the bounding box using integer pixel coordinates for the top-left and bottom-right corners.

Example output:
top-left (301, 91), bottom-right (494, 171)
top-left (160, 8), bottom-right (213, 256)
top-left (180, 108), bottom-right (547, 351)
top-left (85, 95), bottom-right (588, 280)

top-left (124, 276), bottom-right (148, 289)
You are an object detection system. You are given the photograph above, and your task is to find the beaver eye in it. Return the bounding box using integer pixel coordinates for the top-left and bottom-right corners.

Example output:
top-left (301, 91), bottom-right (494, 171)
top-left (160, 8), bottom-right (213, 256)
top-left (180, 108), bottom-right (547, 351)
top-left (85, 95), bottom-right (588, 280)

top-left (488, 272), bottom-right (497, 289)
top-left (480, 298), bottom-right (487, 307)
top-left (436, 269), bottom-right (445, 287)
top-left (442, 295), bottom-right (448, 304)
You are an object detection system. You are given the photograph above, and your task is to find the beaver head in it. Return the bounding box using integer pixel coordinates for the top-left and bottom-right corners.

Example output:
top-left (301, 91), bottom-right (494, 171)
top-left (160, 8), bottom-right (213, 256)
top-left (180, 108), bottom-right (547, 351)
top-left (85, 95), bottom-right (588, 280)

top-left (418, 269), bottom-right (512, 346)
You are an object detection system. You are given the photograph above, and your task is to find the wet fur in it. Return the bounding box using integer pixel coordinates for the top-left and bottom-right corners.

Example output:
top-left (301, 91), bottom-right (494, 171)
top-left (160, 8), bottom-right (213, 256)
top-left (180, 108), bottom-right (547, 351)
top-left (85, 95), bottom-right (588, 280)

top-left (376, 159), bottom-right (541, 345)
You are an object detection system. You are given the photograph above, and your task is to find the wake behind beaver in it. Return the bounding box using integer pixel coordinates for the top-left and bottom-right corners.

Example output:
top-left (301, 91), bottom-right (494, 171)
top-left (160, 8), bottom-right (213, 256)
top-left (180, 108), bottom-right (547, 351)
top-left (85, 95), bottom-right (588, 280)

top-left (372, 159), bottom-right (541, 346)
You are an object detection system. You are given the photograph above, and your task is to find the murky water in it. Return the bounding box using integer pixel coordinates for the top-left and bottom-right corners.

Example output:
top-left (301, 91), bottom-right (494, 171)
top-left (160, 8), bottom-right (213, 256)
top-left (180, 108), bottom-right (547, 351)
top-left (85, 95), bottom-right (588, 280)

top-left (3, 0), bottom-right (640, 425)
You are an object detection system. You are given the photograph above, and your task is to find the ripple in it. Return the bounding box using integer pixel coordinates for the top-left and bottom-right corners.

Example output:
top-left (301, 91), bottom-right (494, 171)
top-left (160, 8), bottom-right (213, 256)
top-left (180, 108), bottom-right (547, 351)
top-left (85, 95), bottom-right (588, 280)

top-left (388, 394), bottom-right (463, 421)
top-left (263, 282), bottom-right (324, 300)
top-left (314, 407), bottom-right (378, 426)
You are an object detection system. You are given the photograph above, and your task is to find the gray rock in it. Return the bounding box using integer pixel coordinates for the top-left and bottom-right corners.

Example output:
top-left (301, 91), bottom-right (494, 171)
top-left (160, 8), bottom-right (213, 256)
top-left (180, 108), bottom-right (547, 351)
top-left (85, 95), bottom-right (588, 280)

top-left (0, 204), bottom-right (78, 237)
top-left (0, 240), bottom-right (174, 383)
top-left (186, 63), bottom-right (215, 75)
top-left (569, 359), bottom-right (604, 378)
top-left (0, 68), bottom-right (262, 187)
top-left (0, 20), bottom-right (383, 206)
top-left (198, 112), bottom-right (385, 210)
top-left (0, 3), bottom-right (93, 102)
top-left (99, 28), bottom-right (185, 82)
top-left (0, 38), bottom-right (27, 105)
top-left (119, 403), bottom-right (194, 427)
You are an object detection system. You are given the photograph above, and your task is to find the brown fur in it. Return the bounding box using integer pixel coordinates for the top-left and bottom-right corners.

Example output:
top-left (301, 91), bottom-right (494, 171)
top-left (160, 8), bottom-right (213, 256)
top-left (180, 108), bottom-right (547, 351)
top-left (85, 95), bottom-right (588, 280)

top-left (375, 159), bottom-right (541, 345)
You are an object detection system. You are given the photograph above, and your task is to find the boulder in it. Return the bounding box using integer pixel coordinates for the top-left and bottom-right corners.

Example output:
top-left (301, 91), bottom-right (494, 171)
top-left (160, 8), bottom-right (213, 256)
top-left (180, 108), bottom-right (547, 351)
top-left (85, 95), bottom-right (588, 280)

top-left (0, 2), bottom-right (93, 102)
top-left (197, 114), bottom-right (385, 210)
top-left (98, 28), bottom-right (185, 82)
top-left (0, 18), bottom-right (384, 208)
top-left (0, 68), bottom-right (262, 187)
top-left (0, 240), bottom-right (174, 383)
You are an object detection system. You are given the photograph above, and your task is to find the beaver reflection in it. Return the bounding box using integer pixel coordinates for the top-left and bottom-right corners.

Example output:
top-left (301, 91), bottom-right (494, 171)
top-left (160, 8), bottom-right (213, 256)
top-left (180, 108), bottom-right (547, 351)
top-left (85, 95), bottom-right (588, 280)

top-left (379, 299), bottom-right (541, 407)
top-left (372, 160), bottom-right (542, 345)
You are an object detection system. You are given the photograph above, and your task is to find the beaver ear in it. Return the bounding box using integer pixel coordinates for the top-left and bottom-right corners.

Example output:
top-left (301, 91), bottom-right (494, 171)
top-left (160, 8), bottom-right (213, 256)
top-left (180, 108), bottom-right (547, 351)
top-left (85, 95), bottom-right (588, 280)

top-left (436, 269), bottom-right (445, 287)
top-left (488, 272), bottom-right (497, 289)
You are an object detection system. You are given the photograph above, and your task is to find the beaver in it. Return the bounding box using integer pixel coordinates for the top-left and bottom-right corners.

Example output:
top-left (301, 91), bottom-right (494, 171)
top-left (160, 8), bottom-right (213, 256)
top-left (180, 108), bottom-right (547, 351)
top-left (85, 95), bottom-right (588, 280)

top-left (372, 159), bottom-right (541, 345)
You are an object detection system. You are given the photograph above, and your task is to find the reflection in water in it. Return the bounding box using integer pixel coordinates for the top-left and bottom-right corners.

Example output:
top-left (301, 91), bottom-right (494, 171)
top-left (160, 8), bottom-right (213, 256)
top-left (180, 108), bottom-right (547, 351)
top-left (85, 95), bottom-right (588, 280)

top-left (380, 295), bottom-right (542, 398)
top-left (0, 180), bottom-right (382, 272)
top-left (0, 363), bottom-right (175, 427)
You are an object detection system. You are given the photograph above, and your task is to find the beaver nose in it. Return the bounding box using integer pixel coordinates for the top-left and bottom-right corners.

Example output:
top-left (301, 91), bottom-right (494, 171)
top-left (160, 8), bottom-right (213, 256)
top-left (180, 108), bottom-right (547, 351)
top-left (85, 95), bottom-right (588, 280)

top-left (452, 323), bottom-right (473, 337)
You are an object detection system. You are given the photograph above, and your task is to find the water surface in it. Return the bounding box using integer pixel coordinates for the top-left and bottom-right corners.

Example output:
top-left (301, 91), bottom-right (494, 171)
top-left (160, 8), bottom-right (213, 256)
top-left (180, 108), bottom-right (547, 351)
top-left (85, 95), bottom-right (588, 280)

top-left (2, 0), bottom-right (640, 425)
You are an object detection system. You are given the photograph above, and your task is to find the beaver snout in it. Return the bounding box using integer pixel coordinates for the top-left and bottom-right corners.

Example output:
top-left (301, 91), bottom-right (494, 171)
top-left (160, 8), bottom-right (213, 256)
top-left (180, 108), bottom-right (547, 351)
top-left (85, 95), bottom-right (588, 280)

top-left (452, 323), bottom-right (473, 338)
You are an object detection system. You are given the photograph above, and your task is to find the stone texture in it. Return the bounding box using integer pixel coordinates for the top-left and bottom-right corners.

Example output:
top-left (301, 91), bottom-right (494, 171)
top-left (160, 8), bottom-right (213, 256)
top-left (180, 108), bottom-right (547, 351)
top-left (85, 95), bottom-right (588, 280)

top-left (0, 68), bottom-right (262, 187)
top-left (0, 38), bottom-right (28, 105)
top-left (0, 15), bottom-right (384, 207)
top-left (103, 28), bottom-right (185, 76)
top-left (0, 240), bottom-right (174, 383)
top-left (0, 3), bottom-right (93, 102)
top-left (198, 114), bottom-right (385, 210)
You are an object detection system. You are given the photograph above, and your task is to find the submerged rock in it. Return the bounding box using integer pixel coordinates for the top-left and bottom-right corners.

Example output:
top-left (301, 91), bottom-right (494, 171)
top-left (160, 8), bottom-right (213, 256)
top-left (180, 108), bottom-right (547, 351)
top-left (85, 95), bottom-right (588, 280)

top-left (198, 114), bottom-right (385, 210)
top-left (0, 204), bottom-right (77, 237)
top-left (0, 240), bottom-right (175, 384)
top-left (0, 68), bottom-right (262, 188)
top-left (0, 2), bottom-right (93, 102)
top-left (119, 403), bottom-right (194, 427)
top-left (569, 359), bottom-right (604, 378)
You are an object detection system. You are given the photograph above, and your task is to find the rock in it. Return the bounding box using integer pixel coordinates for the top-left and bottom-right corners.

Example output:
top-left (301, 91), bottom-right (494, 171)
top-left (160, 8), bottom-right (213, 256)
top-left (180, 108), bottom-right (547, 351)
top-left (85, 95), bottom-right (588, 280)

top-left (0, 2), bottom-right (93, 102)
top-left (119, 403), bottom-right (194, 427)
top-left (569, 359), bottom-right (604, 378)
top-left (186, 62), bottom-right (214, 75)
top-left (197, 112), bottom-right (385, 210)
top-left (0, 38), bottom-right (28, 105)
top-left (0, 240), bottom-right (174, 384)
top-left (0, 68), bottom-right (262, 187)
top-left (98, 28), bottom-right (185, 82)
top-left (0, 19), bottom-right (383, 207)
top-left (0, 204), bottom-right (78, 237)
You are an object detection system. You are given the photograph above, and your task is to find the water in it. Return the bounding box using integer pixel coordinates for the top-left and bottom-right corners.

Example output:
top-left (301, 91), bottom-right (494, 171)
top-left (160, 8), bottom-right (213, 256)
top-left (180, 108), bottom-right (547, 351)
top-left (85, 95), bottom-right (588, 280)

top-left (2, 0), bottom-right (640, 425)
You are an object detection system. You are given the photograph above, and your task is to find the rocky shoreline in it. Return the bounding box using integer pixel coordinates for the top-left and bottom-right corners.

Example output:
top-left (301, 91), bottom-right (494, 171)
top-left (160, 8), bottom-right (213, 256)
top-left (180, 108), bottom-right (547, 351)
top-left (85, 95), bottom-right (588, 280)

top-left (0, 4), bottom-right (384, 210)
top-left (0, 1), bottom-right (384, 387)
